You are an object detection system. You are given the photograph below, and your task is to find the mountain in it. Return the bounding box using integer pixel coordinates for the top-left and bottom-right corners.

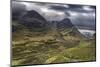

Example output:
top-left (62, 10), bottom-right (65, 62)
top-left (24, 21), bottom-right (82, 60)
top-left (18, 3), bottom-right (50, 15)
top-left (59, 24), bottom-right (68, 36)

top-left (13, 10), bottom-right (48, 32)
top-left (12, 9), bottom-right (87, 39)
top-left (57, 18), bottom-right (74, 31)
top-left (58, 18), bottom-right (74, 28)
top-left (20, 10), bottom-right (47, 30)
top-left (54, 18), bottom-right (84, 38)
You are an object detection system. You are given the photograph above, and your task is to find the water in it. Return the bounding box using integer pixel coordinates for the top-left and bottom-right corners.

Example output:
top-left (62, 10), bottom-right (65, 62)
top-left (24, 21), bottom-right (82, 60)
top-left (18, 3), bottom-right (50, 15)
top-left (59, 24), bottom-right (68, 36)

top-left (78, 29), bottom-right (95, 38)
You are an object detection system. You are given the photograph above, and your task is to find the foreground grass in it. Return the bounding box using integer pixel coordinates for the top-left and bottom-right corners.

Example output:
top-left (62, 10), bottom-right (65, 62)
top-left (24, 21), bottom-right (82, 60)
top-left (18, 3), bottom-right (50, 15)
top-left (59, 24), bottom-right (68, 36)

top-left (12, 32), bottom-right (96, 66)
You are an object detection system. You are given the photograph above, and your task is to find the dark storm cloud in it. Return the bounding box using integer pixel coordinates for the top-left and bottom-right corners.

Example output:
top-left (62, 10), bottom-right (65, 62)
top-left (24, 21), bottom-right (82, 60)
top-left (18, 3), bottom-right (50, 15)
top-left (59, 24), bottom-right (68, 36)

top-left (69, 5), bottom-right (82, 8)
top-left (49, 6), bottom-right (67, 10)
top-left (68, 11), bottom-right (95, 30)
top-left (71, 14), bottom-right (96, 30)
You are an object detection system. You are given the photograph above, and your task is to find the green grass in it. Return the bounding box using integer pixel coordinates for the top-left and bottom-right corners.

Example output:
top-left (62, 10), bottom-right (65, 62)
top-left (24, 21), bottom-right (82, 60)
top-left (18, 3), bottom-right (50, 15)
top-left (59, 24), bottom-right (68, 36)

top-left (12, 21), bottom-right (96, 65)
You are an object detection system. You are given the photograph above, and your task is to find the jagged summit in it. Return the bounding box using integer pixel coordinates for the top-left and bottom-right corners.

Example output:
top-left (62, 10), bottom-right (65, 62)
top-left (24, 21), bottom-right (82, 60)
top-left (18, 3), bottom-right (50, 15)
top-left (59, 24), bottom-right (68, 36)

top-left (18, 10), bottom-right (48, 32)
top-left (57, 18), bottom-right (74, 31)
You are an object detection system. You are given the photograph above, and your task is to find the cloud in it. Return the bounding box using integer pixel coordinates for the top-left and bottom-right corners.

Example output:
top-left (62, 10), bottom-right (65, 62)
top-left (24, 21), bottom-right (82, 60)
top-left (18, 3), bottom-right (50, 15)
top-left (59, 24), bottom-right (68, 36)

top-left (13, 1), bottom-right (96, 30)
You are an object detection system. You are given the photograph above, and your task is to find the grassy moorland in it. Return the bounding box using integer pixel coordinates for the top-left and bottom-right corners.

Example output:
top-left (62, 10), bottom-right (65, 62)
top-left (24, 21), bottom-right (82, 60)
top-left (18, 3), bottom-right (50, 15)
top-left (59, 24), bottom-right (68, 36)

top-left (12, 21), bottom-right (96, 66)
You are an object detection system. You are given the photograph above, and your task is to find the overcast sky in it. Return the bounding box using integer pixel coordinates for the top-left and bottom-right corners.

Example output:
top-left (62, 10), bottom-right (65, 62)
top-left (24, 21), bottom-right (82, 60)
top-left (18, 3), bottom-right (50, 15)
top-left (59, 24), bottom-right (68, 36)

top-left (12, 1), bottom-right (96, 30)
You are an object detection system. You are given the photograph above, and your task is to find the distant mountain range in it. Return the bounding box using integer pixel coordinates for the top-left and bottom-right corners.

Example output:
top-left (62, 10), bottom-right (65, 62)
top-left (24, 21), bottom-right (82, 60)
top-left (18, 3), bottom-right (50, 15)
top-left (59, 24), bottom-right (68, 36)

top-left (12, 8), bottom-right (95, 39)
